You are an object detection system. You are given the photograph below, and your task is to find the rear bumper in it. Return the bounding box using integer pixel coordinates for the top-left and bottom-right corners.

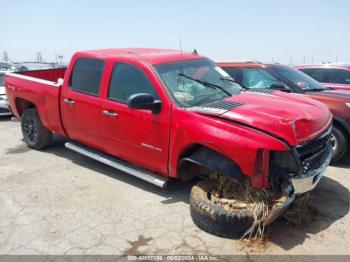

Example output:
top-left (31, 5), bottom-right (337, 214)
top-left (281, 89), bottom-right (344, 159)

top-left (291, 145), bottom-right (332, 195)
top-left (0, 99), bottom-right (11, 116)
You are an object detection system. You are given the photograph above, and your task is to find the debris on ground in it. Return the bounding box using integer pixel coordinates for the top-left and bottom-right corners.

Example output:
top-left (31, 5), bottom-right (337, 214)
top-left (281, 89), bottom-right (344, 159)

top-left (240, 235), bottom-right (269, 252)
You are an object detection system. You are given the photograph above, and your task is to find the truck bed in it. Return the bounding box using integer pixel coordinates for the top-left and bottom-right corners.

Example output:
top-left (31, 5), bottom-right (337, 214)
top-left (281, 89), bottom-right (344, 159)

top-left (5, 68), bottom-right (67, 136)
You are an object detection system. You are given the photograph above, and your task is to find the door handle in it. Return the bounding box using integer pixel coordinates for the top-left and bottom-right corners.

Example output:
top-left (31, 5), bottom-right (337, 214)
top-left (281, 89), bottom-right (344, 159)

top-left (64, 98), bottom-right (76, 105)
top-left (102, 110), bottom-right (118, 117)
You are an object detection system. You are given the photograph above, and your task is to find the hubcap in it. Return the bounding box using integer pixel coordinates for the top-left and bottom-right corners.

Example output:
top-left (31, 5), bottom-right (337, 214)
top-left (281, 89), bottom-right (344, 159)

top-left (23, 119), bottom-right (38, 143)
top-left (330, 133), bottom-right (338, 153)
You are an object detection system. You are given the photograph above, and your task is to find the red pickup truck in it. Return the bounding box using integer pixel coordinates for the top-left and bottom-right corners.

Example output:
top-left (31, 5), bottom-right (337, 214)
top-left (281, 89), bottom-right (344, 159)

top-left (5, 48), bottom-right (333, 238)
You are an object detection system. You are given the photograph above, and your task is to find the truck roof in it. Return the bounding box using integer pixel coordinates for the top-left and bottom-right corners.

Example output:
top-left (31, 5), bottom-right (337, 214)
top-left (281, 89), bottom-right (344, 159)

top-left (217, 61), bottom-right (268, 68)
top-left (77, 48), bottom-right (204, 65)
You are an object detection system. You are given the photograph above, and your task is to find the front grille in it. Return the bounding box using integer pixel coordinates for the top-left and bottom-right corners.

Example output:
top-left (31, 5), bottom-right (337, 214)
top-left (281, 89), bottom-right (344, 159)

top-left (0, 107), bottom-right (10, 114)
top-left (296, 126), bottom-right (332, 174)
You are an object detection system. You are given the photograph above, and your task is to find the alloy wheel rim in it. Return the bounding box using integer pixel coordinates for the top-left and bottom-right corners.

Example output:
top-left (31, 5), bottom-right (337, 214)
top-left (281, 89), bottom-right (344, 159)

top-left (330, 133), bottom-right (338, 153)
top-left (23, 119), bottom-right (38, 143)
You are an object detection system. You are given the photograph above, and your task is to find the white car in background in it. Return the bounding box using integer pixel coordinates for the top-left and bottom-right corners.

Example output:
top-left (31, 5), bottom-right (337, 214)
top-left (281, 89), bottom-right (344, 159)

top-left (15, 62), bottom-right (54, 72)
top-left (0, 65), bottom-right (14, 116)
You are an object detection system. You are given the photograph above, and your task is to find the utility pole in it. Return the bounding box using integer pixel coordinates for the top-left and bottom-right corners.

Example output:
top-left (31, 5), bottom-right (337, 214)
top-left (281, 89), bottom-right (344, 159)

top-left (58, 55), bottom-right (63, 67)
top-left (3, 51), bottom-right (8, 62)
top-left (36, 52), bottom-right (43, 63)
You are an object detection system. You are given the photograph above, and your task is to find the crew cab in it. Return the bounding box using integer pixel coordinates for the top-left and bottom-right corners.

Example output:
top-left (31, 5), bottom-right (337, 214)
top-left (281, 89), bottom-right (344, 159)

top-left (5, 49), bottom-right (333, 237)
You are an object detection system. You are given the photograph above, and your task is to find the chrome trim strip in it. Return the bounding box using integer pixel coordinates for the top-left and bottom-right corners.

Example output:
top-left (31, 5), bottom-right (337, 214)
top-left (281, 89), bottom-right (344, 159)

top-left (65, 142), bottom-right (168, 188)
top-left (5, 72), bottom-right (61, 87)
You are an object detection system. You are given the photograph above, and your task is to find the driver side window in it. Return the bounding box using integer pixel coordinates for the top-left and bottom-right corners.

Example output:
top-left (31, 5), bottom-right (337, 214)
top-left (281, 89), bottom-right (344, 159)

top-left (108, 63), bottom-right (159, 103)
top-left (242, 68), bottom-right (281, 89)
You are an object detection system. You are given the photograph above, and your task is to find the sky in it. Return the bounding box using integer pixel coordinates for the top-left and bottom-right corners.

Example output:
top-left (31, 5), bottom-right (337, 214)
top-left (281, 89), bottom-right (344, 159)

top-left (1, 0), bottom-right (350, 65)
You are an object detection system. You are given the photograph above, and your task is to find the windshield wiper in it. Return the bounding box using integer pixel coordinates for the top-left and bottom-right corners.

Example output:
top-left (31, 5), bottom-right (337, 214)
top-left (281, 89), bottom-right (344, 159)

top-left (219, 77), bottom-right (248, 90)
top-left (178, 73), bottom-right (233, 96)
top-left (304, 88), bottom-right (327, 92)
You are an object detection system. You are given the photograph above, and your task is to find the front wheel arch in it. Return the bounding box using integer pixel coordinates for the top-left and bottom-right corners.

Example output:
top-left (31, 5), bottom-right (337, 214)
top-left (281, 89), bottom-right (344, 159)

top-left (177, 145), bottom-right (244, 182)
top-left (331, 121), bottom-right (348, 163)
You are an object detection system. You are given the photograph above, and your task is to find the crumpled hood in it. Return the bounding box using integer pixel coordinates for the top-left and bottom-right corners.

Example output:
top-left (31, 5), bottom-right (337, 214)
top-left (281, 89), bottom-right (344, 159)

top-left (195, 91), bottom-right (332, 146)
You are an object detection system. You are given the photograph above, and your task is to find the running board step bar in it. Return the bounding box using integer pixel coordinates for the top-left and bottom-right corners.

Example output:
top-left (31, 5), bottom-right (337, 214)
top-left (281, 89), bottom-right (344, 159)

top-left (65, 142), bottom-right (168, 188)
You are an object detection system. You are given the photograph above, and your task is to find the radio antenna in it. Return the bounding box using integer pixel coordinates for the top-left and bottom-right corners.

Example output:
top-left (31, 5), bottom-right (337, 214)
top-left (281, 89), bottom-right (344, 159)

top-left (179, 38), bottom-right (185, 88)
top-left (179, 38), bottom-right (185, 74)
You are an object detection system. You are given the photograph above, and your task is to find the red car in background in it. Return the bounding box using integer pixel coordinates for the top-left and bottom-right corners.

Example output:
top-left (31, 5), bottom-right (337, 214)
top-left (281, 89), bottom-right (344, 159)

top-left (218, 61), bottom-right (350, 163)
top-left (295, 63), bottom-right (350, 91)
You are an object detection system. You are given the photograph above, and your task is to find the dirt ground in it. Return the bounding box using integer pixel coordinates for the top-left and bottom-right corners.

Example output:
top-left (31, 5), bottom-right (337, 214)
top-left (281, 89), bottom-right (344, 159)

top-left (0, 116), bottom-right (349, 255)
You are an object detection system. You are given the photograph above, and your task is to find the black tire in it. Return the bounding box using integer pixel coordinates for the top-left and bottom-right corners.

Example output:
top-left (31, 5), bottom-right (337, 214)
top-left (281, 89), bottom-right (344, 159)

top-left (190, 179), bottom-right (254, 238)
top-left (21, 108), bottom-right (52, 150)
top-left (331, 126), bottom-right (348, 163)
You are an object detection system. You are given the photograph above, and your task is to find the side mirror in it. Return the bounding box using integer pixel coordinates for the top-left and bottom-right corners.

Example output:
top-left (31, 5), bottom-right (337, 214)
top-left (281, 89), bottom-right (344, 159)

top-left (270, 82), bottom-right (290, 92)
top-left (127, 93), bottom-right (162, 114)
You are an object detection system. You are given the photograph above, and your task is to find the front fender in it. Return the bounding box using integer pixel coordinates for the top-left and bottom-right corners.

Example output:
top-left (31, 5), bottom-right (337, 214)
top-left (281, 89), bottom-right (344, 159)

top-left (169, 109), bottom-right (289, 180)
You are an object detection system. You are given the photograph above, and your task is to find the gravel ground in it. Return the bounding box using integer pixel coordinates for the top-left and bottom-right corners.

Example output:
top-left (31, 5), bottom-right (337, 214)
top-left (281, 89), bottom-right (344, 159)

top-left (0, 117), bottom-right (349, 255)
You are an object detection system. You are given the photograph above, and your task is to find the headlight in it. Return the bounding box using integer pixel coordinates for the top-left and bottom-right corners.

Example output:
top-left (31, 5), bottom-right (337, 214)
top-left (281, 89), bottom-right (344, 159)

top-left (346, 103), bottom-right (350, 108)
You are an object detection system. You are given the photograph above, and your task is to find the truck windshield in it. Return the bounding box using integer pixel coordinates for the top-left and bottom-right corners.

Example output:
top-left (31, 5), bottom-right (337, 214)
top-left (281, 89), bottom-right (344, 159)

top-left (155, 58), bottom-right (242, 107)
top-left (270, 65), bottom-right (327, 91)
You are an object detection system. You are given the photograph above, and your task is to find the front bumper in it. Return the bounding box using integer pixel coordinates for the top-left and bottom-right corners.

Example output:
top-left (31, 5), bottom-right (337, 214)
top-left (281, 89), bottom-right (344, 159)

top-left (266, 142), bottom-right (332, 224)
top-left (291, 145), bottom-right (332, 195)
top-left (265, 185), bottom-right (295, 225)
top-left (0, 98), bottom-right (11, 116)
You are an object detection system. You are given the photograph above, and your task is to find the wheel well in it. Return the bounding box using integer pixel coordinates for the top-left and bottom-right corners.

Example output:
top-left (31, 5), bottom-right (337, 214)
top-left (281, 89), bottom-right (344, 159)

top-left (333, 119), bottom-right (350, 141)
top-left (177, 144), bottom-right (244, 181)
top-left (15, 98), bottom-right (35, 116)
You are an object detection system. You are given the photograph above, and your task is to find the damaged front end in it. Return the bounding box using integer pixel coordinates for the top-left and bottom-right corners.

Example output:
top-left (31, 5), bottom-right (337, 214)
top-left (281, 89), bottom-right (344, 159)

top-left (266, 125), bottom-right (333, 224)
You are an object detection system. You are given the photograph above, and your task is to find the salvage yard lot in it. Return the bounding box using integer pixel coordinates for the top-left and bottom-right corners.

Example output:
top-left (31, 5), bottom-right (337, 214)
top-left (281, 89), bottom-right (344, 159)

top-left (0, 117), bottom-right (349, 255)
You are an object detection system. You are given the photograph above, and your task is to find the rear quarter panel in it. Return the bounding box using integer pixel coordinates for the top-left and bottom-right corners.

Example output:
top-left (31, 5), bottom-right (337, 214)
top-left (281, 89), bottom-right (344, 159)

top-left (5, 73), bottom-right (65, 135)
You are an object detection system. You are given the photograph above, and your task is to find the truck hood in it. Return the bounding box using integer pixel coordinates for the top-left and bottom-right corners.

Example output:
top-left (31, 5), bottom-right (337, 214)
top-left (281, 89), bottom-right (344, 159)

top-left (191, 91), bottom-right (332, 146)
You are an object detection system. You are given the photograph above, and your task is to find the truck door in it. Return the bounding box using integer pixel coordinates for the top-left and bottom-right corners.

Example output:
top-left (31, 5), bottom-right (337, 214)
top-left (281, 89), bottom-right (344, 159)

top-left (100, 62), bottom-right (171, 175)
top-left (61, 58), bottom-right (105, 150)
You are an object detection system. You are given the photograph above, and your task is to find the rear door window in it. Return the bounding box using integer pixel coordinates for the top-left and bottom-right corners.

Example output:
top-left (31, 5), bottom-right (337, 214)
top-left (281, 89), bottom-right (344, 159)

top-left (299, 68), bottom-right (326, 82)
top-left (327, 69), bottom-right (350, 84)
top-left (70, 58), bottom-right (105, 96)
top-left (108, 63), bottom-right (159, 103)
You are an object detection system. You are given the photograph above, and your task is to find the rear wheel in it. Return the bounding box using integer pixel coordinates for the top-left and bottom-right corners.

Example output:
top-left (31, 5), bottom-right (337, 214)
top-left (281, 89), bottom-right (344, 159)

top-left (331, 126), bottom-right (348, 163)
top-left (21, 108), bottom-right (52, 150)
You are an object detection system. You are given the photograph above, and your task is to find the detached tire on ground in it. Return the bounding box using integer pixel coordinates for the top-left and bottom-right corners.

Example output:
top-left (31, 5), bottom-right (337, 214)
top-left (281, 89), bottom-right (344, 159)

top-left (21, 108), bottom-right (53, 150)
top-left (331, 125), bottom-right (348, 163)
top-left (190, 179), bottom-right (254, 238)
